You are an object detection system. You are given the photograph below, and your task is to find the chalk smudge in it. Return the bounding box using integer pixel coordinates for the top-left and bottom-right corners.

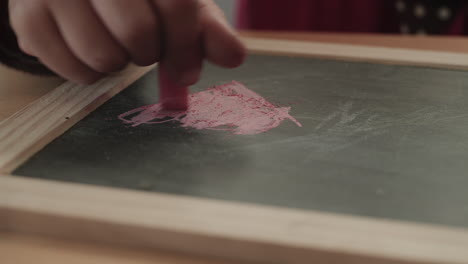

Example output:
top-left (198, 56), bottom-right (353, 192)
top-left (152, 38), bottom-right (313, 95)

top-left (119, 81), bottom-right (302, 135)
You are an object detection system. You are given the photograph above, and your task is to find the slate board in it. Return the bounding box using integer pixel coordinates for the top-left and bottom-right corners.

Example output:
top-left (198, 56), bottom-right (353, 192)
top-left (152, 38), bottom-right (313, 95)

top-left (15, 55), bottom-right (468, 228)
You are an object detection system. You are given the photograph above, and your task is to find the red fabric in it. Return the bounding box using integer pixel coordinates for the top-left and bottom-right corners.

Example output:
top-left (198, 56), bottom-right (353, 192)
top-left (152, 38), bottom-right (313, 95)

top-left (448, 5), bottom-right (468, 35)
top-left (236, 0), bottom-right (467, 35)
top-left (237, 0), bottom-right (398, 32)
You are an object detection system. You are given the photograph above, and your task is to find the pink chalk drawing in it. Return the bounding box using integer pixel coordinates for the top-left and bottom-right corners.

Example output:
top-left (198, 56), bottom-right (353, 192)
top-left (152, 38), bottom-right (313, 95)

top-left (119, 81), bottom-right (302, 135)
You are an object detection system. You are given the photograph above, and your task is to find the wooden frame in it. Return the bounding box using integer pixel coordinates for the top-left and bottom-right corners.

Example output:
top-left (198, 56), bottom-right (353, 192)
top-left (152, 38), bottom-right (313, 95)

top-left (2, 37), bottom-right (468, 264)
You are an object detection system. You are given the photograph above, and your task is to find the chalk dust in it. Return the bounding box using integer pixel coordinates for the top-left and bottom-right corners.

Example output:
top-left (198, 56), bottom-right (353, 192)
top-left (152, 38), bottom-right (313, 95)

top-left (119, 81), bottom-right (302, 135)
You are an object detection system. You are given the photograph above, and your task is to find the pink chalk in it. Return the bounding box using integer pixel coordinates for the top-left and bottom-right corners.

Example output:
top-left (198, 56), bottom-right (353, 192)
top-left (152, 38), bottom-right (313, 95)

top-left (158, 64), bottom-right (189, 110)
top-left (119, 81), bottom-right (302, 135)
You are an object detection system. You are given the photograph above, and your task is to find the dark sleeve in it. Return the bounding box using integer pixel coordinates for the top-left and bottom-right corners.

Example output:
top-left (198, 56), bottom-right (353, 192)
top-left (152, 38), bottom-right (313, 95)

top-left (0, 0), bottom-right (54, 75)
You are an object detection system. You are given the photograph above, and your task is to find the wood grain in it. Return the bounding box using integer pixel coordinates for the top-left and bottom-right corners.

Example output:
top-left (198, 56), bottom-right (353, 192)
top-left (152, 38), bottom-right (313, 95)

top-left (1, 176), bottom-right (468, 264)
top-left (240, 31), bottom-right (468, 54)
top-left (0, 64), bottom-right (154, 174)
top-left (242, 37), bottom-right (468, 70)
top-left (0, 232), bottom-right (238, 264)
top-left (0, 64), bottom-right (63, 122)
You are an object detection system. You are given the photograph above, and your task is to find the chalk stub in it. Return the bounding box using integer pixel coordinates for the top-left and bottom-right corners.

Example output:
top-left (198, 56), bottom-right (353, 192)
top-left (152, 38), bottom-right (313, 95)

top-left (158, 65), bottom-right (189, 111)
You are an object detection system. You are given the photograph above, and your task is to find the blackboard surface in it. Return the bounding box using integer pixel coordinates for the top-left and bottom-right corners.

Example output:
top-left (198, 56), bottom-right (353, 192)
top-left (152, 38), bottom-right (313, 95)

top-left (15, 55), bottom-right (468, 228)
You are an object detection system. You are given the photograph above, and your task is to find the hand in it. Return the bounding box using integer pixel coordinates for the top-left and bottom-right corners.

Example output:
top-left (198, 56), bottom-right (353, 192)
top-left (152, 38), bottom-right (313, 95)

top-left (8, 0), bottom-right (246, 85)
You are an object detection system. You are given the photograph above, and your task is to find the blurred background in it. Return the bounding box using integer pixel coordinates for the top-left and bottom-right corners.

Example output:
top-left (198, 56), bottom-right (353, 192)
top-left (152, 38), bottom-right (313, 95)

top-left (215, 0), bottom-right (468, 36)
top-left (216, 0), bottom-right (236, 25)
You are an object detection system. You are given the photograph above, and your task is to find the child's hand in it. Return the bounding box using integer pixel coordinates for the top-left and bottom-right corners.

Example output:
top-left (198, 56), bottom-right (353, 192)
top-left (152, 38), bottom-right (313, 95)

top-left (8, 0), bottom-right (245, 84)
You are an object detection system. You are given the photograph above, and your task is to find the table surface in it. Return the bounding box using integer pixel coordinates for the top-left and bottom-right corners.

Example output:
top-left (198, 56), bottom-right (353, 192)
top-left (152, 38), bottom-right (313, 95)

top-left (3, 31), bottom-right (468, 264)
